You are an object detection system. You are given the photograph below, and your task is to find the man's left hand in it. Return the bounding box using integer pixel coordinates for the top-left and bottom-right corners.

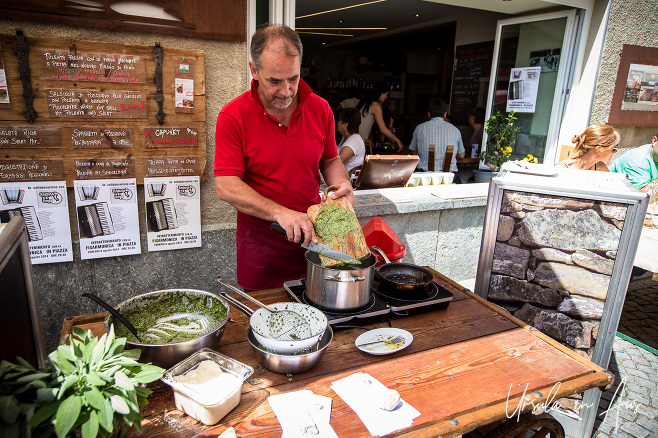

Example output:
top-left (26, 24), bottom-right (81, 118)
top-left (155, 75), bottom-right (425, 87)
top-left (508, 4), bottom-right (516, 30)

top-left (329, 180), bottom-right (355, 205)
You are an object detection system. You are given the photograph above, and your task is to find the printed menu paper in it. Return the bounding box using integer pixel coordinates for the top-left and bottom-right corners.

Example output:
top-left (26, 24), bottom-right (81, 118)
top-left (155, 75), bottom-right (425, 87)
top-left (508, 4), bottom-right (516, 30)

top-left (506, 66), bottom-right (541, 113)
top-left (144, 176), bottom-right (201, 252)
top-left (0, 181), bottom-right (72, 264)
top-left (74, 178), bottom-right (140, 260)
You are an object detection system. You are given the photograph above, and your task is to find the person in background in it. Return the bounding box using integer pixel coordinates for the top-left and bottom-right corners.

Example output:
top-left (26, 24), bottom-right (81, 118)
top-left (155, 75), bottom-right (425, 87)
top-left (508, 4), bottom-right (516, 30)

top-left (356, 81), bottom-right (403, 151)
top-left (409, 98), bottom-right (466, 183)
top-left (610, 133), bottom-right (658, 200)
top-left (213, 24), bottom-right (352, 291)
top-left (555, 125), bottom-right (619, 171)
top-left (467, 107), bottom-right (485, 159)
top-left (332, 86), bottom-right (360, 112)
top-left (336, 107), bottom-right (366, 173)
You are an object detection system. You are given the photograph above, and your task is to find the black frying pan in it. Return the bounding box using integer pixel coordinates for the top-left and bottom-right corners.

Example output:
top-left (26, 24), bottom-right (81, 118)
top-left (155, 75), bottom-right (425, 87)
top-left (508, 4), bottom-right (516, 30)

top-left (371, 246), bottom-right (434, 291)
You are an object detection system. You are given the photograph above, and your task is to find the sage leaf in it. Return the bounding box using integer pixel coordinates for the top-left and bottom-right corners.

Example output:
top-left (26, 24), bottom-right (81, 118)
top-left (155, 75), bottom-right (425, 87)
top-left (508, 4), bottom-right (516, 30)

top-left (57, 344), bottom-right (76, 363)
top-left (134, 365), bottom-right (164, 383)
top-left (14, 357), bottom-right (36, 370)
top-left (28, 400), bottom-right (60, 427)
top-left (114, 371), bottom-right (133, 391)
top-left (55, 394), bottom-right (82, 438)
top-left (57, 374), bottom-right (78, 399)
top-left (36, 387), bottom-right (56, 403)
top-left (17, 372), bottom-right (51, 383)
top-left (85, 372), bottom-right (106, 386)
top-left (98, 399), bottom-right (114, 432)
top-left (53, 354), bottom-right (77, 375)
top-left (81, 410), bottom-right (99, 438)
top-left (0, 395), bottom-right (20, 423)
top-left (110, 395), bottom-right (130, 415)
top-left (83, 337), bottom-right (98, 363)
top-left (71, 326), bottom-right (89, 342)
top-left (84, 386), bottom-right (104, 410)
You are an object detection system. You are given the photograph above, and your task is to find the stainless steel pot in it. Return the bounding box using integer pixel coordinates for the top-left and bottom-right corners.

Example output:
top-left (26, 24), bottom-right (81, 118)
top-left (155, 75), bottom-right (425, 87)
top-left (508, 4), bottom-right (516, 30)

top-left (103, 289), bottom-right (230, 369)
top-left (305, 251), bottom-right (376, 311)
top-left (247, 326), bottom-right (333, 374)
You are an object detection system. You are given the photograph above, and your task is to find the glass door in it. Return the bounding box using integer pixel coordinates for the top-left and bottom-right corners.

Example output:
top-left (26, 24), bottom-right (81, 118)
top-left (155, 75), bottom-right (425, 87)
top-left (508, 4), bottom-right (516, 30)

top-left (485, 10), bottom-right (581, 164)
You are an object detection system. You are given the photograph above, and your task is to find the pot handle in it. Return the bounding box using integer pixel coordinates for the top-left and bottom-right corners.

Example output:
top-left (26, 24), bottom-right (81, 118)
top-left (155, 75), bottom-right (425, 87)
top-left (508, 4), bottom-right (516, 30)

top-left (217, 291), bottom-right (254, 317)
top-left (324, 275), bottom-right (366, 283)
top-left (370, 245), bottom-right (391, 264)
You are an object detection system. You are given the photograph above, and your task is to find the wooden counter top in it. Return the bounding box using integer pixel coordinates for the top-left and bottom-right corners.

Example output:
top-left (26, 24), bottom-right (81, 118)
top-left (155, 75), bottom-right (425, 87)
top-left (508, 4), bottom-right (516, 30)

top-left (61, 271), bottom-right (613, 437)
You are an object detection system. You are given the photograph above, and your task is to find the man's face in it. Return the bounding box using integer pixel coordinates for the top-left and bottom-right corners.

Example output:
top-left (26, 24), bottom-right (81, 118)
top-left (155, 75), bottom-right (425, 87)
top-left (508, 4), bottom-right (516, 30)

top-left (250, 41), bottom-right (300, 110)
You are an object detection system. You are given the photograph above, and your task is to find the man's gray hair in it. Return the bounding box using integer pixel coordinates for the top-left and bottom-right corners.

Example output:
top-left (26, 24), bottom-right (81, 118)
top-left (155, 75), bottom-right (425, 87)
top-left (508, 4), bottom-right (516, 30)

top-left (250, 24), bottom-right (303, 71)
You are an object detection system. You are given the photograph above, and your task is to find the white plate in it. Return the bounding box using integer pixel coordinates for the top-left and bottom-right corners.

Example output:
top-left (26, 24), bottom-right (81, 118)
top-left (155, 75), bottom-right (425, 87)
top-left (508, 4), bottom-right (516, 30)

top-left (355, 328), bottom-right (413, 355)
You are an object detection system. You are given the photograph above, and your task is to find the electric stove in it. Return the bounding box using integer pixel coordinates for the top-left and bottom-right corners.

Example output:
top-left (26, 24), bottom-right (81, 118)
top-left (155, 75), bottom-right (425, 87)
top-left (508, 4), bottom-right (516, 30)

top-left (283, 278), bottom-right (453, 326)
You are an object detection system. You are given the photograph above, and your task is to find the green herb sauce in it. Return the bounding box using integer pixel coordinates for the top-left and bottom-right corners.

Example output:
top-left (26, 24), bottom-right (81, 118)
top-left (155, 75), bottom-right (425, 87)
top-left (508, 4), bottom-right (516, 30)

top-left (314, 205), bottom-right (362, 267)
top-left (112, 291), bottom-right (227, 345)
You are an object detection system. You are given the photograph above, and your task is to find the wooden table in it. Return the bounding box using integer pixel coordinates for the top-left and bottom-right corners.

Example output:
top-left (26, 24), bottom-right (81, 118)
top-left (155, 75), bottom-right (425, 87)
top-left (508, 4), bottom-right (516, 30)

top-left (634, 226), bottom-right (658, 272)
top-left (61, 271), bottom-right (613, 438)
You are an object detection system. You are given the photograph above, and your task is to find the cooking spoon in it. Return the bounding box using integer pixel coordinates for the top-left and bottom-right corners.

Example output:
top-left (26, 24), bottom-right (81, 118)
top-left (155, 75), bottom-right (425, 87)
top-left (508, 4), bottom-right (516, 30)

top-left (82, 293), bottom-right (140, 340)
top-left (216, 277), bottom-right (311, 341)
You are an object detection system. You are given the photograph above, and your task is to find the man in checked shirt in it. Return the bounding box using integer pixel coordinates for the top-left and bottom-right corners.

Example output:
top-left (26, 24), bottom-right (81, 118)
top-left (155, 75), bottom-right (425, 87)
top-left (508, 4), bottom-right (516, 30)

top-left (409, 98), bottom-right (466, 183)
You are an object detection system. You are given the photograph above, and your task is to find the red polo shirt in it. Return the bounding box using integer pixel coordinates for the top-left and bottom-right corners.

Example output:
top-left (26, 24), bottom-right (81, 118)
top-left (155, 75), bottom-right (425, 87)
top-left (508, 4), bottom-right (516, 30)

top-left (214, 79), bottom-right (337, 290)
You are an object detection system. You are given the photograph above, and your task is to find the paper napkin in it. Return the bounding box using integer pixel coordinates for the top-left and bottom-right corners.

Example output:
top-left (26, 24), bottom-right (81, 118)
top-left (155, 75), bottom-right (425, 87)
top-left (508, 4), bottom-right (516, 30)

top-left (268, 390), bottom-right (338, 438)
top-left (331, 372), bottom-right (420, 437)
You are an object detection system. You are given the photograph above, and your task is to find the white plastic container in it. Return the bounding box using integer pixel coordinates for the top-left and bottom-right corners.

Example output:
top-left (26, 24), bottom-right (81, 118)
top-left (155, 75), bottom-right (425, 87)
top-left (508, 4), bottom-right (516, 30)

top-left (161, 349), bottom-right (254, 425)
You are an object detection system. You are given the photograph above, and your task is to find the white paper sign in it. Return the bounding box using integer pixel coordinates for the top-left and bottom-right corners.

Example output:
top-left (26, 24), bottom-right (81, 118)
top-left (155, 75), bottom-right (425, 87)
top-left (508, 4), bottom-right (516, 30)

top-left (175, 78), bottom-right (194, 109)
top-left (144, 176), bottom-right (201, 252)
top-left (506, 67), bottom-right (541, 113)
top-left (0, 181), bottom-right (73, 264)
top-left (74, 178), bottom-right (140, 260)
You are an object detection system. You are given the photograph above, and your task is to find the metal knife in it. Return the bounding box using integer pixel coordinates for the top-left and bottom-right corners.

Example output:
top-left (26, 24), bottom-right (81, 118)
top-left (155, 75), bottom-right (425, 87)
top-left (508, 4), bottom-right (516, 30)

top-left (270, 223), bottom-right (361, 264)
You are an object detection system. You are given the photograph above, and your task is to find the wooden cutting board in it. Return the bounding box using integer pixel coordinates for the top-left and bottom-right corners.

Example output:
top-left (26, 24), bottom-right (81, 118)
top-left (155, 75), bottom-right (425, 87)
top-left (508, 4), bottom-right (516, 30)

top-left (308, 185), bottom-right (370, 267)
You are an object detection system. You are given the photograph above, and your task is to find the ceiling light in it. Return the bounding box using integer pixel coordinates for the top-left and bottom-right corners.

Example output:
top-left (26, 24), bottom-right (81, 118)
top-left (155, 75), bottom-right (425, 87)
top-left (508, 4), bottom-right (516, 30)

top-left (296, 31), bottom-right (354, 37)
top-left (296, 0), bottom-right (387, 20)
top-left (109, 2), bottom-right (183, 21)
top-left (296, 28), bottom-right (386, 30)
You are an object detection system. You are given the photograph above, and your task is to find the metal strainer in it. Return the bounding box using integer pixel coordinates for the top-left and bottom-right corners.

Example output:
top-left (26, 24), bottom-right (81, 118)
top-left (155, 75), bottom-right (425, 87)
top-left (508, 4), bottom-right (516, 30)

top-left (216, 278), bottom-right (311, 340)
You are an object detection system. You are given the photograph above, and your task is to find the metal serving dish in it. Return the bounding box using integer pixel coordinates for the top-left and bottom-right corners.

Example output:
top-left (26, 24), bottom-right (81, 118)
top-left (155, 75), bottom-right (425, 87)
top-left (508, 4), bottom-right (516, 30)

top-left (247, 325), bottom-right (333, 374)
top-left (104, 289), bottom-right (230, 368)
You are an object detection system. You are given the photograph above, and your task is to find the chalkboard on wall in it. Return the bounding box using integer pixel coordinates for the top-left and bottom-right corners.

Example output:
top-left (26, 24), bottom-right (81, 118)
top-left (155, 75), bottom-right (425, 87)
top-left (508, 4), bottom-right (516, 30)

top-left (450, 41), bottom-right (494, 126)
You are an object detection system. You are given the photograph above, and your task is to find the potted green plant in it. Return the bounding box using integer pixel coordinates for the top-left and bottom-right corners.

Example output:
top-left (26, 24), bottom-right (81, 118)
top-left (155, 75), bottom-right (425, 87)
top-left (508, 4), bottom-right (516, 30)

top-left (0, 325), bottom-right (164, 438)
top-left (477, 110), bottom-right (521, 175)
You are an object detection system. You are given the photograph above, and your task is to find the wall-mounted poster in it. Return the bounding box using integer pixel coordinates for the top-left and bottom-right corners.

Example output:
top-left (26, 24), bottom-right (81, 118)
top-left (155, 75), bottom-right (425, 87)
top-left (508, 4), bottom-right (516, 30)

top-left (74, 178), bottom-right (140, 260)
top-left (608, 45), bottom-right (658, 126)
top-left (0, 181), bottom-right (72, 264)
top-left (621, 63), bottom-right (658, 111)
top-left (529, 48), bottom-right (561, 72)
top-left (506, 67), bottom-right (541, 113)
top-left (144, 176), bottom-right (201, 252)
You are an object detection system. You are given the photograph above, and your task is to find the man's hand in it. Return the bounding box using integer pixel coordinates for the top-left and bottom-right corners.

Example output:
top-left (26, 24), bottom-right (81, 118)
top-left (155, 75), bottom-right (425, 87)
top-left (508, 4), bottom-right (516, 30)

top-left (274, 209), bottom-right (317, 246)
top-left (328, 180), bottom-right (355, 205)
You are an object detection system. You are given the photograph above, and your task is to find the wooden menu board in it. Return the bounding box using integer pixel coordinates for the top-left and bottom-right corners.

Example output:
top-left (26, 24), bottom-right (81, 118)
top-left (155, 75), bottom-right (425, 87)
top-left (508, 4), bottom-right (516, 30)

top-left (0, 34), bottom-right (206, 186)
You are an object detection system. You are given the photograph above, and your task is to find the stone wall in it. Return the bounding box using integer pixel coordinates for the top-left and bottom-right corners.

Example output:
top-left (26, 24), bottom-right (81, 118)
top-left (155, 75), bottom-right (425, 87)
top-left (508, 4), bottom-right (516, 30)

top-left (487, 190), bottom-right (626, 415)
top-left (487, 190), bottom-right (626, 360)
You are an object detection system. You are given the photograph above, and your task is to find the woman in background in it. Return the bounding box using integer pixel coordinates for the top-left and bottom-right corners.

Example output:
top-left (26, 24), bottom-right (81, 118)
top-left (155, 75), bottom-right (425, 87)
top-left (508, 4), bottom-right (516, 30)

top-left (467, 107), bottom-right (485, 158)
top-left (336, 107), bottom-right (366, 173)
top-left (555, 125), bottom-right (620, 171)
top-left (356, 81), bottom-right (403, 152)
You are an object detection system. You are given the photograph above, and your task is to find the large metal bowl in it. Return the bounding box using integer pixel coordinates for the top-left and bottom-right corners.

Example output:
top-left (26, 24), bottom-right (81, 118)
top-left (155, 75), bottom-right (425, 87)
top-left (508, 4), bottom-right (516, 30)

top-left (103, 289), bottom-right (230, 368)
top-left (247, 325), bottom-right (333, 374)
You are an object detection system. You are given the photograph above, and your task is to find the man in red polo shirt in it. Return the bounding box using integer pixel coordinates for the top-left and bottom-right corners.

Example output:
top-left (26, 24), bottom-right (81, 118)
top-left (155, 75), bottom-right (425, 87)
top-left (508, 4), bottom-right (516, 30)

top-left (214, 25), bottom-right (352, 291)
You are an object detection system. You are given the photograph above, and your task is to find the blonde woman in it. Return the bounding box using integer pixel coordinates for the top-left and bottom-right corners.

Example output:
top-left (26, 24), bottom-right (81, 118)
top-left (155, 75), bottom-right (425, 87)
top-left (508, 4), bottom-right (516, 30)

top-left (555, 125), bottom-right (620, 171)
